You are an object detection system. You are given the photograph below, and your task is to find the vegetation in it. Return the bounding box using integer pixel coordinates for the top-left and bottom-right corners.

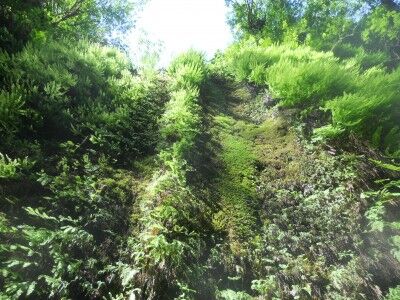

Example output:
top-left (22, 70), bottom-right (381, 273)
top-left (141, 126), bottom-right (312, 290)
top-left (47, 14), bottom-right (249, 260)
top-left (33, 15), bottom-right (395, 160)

top-left (221, 40), bottom-right (399, 156)
top-left (0, 0), bottom-right (399, 299)
top-left (123, 51), bottom-right (211, 299)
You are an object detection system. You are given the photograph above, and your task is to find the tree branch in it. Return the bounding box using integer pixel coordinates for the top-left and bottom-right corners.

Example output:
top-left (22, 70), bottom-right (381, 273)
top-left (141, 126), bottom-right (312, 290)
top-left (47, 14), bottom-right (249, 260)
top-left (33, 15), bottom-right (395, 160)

top-left (51, 0), bottom-right (85, 26)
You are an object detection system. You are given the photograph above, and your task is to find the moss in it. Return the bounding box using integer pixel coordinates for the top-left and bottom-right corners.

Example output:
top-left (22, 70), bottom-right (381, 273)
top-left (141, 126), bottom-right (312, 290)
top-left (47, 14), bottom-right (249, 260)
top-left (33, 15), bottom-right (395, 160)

top-left (213, 116), bottom-right (259, 255)
top-left (254, 117), bottom-right (304, 186)
top-left (211, 91), bottom-right (262, 257)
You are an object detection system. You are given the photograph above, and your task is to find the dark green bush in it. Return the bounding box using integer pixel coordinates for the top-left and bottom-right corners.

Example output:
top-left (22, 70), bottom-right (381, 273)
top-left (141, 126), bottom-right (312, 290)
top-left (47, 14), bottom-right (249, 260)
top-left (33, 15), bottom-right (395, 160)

top-left (0, 37), bottom-right (166, 299)
top-left (0, 149), bottom-right (136, 299)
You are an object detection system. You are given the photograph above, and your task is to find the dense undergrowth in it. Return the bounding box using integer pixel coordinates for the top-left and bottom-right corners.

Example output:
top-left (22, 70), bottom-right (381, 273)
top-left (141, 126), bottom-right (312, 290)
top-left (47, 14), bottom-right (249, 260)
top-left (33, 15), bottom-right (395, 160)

top-left (208, 32), bottom-right (400, 299)
top-left (217, 40), bottom-right (400, 158)
top-left (1, 1), bottom-right (400, 299)
top-left (1, 35), bottom-right (400, 300)
top-left (121, 51), bottom-right (215, 299)
top-left (0, 37), bottom-right (168, 299)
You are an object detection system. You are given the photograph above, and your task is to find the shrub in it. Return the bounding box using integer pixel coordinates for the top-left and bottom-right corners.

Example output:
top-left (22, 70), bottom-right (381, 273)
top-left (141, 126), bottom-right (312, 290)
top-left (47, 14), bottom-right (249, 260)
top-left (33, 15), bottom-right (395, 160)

top-left (222, 41), bottom-right (399, 157)
top-left (0, 86), bottom-right (26, 133)
top-left (170, 63), bottom-right (205, 89)
top-left (160, 87), bottom-right (201, 144)
top-left (168, 49), bottom-right (206, 77)
top-left (312, 124), bottom-right (345, 142)
top-left (223, 42), bottom-right (281, 82)
top-left (0, 153), bottom-right (31, 179)
top-left (0, 38), bottom-right (167, 299)
top-left (386, 286), bottom-right (400, 300)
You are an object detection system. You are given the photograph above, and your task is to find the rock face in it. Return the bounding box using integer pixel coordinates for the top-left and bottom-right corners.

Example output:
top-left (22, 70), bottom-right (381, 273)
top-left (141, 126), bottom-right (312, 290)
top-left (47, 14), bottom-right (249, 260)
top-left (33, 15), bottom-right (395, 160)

top-left (263, 92), bottom-right (277, 108)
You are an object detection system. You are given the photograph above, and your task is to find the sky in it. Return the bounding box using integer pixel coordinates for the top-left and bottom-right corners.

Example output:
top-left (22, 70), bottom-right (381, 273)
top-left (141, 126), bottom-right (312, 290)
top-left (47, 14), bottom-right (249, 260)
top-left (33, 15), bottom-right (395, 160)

top-left (128, 0), bottom-right (233, 67)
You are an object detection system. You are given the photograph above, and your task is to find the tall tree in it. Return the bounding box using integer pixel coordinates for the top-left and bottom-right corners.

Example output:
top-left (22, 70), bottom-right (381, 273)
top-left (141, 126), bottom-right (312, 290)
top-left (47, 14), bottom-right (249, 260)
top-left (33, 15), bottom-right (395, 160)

top-left (225, 0), bottom-right (268, 35)
top-left (0, 0), bottom-right (144, 52)
top-left (225, 0), bottom-right (369, 47)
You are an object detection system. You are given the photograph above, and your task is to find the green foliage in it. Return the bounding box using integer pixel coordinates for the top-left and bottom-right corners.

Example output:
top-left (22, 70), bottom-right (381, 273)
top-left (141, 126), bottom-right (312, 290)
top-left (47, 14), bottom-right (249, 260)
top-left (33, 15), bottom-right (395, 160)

top-left (226, 42), bottom-right (356, 107)
top-left (385, 286), bottom-right (400, 300)
top-left (0, 4), bottom-right (166, 298)
top-left (251, 276), bottom-right (281, 299)
top-left (223, 41), bottom-right (281, 83)
top-left (0, 85), bottom-right (26, 132)
top-left (225, 1), bottom-right (400, 69)
top-left (266, 56), bottom-right (355, 107)
top-left (255, 137), bottom-right (372, 298)
top-left (312, 124), bottom-right (345, 142)
top-left (0, 150), bottom-right (136, 299)
top-left (160, 87), bottom-right (201, 143)
top-left (362, 6), bottom-right (400, 67)
top-left (0, 153), bottom-right (31, 179)
top-left (364, 161), bottom-right (400, 232)
top-left (225, 0), bottom-right (269, 36)
top-left (353, 49), bottom-right (390, 70)
top-left (168, 50), bottom-right (206, 76)
top-left (217, 289), bottom-right (252, 300)
top-left (0, 0), bottom-right (140, 51)
top-left (125, 50), bottom-right (210, 298)
top-left (221, 39), bottom-right (399, 156)
top-left (327, 66), bottom-right (400, 156)
top-left (360, 160), bottom-right (400, 300)
top-left (171, 63), bottom-right (206, 90)
top-left (2, 0), bottom-right (400, 298)
top-left (0, 38), bottom-right (166, 161)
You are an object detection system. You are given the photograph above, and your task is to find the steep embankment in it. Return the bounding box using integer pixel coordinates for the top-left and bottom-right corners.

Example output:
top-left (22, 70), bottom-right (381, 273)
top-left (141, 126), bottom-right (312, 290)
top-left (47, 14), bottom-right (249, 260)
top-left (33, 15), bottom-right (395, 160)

top-left (205, 81), bottom-right (263, 292)
top-left (201, 80), bottom-right (303, 296)
top-left (197, 78), bottom-right (397, 299)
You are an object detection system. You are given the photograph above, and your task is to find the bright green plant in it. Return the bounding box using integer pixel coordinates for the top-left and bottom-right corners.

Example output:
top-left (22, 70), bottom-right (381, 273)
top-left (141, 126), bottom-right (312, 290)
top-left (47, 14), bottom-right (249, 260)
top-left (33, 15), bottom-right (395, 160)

top-left (266, 56), bottom-right (356, 107)
top-left (385, 286), bottom-right (400, 300)
top-left (0, 153), bottom-right (31, 179)
top-left (327, 66), bottom-right (400, 156)
top-left (0, 86), bottom-right (26, 132)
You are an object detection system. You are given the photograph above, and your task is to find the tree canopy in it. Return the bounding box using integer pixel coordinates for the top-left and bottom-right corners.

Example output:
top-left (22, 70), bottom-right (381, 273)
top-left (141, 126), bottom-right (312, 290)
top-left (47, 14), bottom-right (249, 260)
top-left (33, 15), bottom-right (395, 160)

top-left (0, 0), bottom-right (142, 52)
top-left (226, 0), bottom-right (400, 66)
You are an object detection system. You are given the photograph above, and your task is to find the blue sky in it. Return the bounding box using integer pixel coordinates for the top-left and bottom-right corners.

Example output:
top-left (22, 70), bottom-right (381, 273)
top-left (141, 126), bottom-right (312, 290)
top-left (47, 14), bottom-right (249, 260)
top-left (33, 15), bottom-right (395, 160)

top-left (128, 0), bottom-right (233, 67)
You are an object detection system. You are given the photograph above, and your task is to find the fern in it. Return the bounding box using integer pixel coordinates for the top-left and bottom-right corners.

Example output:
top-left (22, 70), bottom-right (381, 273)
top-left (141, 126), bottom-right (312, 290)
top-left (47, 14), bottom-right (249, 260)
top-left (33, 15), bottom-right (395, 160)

top-left (0, 153), bottom-right (31, 179)
top-left (0, 87), bottom-right (26, 132)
